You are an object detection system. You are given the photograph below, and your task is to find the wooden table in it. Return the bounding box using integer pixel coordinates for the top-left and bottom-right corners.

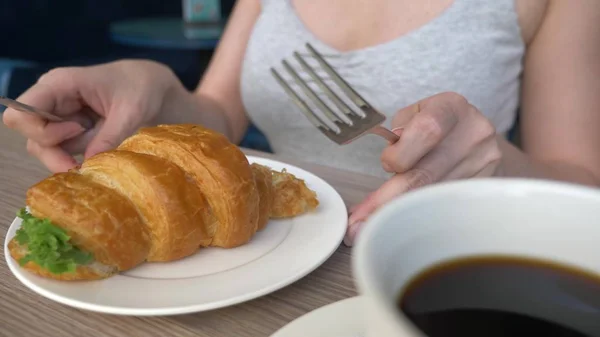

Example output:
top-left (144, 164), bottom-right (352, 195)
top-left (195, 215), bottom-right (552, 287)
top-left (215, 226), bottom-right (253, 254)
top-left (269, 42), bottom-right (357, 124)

top-left (0, 123), bottom-right (384, 337)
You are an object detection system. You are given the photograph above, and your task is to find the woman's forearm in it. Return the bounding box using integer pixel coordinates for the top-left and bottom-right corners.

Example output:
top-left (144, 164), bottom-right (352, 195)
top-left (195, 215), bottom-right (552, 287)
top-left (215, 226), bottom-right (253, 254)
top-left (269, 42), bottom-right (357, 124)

top-left (496, 135), bottom-right (600, 186)
top-left (156, 87), bottom-right (234, 139)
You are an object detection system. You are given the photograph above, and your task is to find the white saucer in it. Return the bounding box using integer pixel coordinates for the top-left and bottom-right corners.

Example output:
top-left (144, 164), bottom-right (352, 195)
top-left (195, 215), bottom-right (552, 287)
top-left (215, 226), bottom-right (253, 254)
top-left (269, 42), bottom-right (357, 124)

top-left (271, 297), bottom-right (365, 337)
top-left (5, 156), bottom-right (348, 316)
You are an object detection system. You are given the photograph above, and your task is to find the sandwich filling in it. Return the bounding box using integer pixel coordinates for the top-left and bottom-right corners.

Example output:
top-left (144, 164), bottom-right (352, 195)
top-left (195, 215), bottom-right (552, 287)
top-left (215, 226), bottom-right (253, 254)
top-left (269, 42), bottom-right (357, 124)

top-left (14, 208), bottom-right (94, 274)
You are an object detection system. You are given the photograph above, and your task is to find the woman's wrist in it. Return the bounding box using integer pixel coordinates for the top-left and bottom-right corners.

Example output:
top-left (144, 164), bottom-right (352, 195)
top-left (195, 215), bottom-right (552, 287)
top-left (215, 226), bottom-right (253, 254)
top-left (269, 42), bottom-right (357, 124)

top-left (153, 82), bottom-right (196, 126)
top-left (152, 83), bottom-right (233, 139)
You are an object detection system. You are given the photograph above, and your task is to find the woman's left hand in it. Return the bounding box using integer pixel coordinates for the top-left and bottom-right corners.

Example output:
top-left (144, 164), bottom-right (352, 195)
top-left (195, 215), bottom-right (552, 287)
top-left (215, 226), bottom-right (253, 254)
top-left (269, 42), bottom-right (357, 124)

top-left (345, 92), bottom-right (503, 246)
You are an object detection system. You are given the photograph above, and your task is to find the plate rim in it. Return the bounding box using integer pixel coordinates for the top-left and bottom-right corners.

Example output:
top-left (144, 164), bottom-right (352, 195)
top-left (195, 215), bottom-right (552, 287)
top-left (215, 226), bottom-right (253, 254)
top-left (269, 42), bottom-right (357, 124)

top-left (4, 155), bottom-right (348, 316)
top-left (270, 296), bottom-right (365, 337)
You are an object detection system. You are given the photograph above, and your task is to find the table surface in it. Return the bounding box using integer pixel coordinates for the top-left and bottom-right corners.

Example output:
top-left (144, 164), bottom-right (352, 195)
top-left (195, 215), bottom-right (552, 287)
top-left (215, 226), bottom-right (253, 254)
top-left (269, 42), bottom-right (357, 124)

top-left (110, 17), bottom-right (223, 50)
top-left (0, 123), bottom-right (385, 337)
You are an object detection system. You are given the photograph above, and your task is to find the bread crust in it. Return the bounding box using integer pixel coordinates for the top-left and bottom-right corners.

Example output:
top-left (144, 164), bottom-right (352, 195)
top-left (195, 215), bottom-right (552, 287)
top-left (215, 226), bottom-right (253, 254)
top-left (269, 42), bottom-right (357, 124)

top-left (79, 150), bottom-right (212, 262)
top-left (251, 163), bottom-right (274, 231)
top-left (25, 172), bottom-right (151, 271)
top-left (119, 124), bottom-right (260, 248)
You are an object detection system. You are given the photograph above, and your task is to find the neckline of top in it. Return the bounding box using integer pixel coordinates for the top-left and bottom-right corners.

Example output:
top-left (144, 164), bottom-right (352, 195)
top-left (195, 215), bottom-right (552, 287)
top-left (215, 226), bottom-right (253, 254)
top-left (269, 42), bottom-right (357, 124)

top-left (282, 0), bottom-right (464, 57)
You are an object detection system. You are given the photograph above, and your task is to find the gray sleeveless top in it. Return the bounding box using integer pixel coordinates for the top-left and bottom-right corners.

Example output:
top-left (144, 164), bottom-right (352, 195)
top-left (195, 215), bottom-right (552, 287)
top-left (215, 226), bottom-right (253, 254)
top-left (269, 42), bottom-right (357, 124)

top-left (241, 0), bottom-right (524, 178)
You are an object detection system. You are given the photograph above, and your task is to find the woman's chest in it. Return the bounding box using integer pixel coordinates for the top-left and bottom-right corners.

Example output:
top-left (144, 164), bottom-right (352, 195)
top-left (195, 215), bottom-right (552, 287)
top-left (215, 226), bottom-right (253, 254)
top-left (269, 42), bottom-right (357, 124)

top-left (289, 0), bottom-right (548, 52)
top-left (244, 1), bottom-right (522, 119)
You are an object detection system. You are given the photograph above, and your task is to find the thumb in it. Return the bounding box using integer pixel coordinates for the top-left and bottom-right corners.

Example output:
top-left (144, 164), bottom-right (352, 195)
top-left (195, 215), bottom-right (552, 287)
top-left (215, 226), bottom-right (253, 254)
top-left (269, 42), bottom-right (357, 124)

top-left (348, 177), bottom-right (405, 226)
top-left (349, 168), bottom-right (436, 226)
top-left (84, 106), bottom-right (141, 158)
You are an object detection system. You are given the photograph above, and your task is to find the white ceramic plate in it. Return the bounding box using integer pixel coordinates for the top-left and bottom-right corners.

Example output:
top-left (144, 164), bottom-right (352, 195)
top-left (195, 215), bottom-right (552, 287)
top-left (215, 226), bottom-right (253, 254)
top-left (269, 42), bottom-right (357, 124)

top-left (270, 296), bottom-right (365, 337)
top-left (4, 156), bottom-right (348, 316)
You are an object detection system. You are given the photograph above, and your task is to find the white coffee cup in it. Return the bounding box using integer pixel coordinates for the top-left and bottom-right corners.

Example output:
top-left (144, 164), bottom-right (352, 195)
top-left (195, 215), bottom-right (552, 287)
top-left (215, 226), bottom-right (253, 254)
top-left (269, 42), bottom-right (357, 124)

top-left (352, 178), bottom-right (600, 337)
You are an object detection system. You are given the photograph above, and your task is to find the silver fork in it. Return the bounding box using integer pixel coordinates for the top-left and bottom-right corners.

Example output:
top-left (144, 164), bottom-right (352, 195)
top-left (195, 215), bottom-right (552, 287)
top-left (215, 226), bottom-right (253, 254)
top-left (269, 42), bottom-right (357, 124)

top-left (270, 43), bottom-right (399, 145)
top-left (0, 95), bottom-right (95, 130)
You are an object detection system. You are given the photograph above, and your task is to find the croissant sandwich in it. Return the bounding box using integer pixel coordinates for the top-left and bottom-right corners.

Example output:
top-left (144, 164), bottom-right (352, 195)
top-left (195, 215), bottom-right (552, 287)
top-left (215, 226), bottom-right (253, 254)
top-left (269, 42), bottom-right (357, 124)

top-left (9, 124), bottom-right (319, 281)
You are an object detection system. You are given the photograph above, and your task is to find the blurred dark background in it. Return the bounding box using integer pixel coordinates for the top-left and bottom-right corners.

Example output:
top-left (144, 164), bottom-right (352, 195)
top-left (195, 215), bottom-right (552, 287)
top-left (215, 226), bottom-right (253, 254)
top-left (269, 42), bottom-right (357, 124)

top-left (0, 0), bottom-right (272, 151)
top-left (0, 0), bottom-right (234, 94)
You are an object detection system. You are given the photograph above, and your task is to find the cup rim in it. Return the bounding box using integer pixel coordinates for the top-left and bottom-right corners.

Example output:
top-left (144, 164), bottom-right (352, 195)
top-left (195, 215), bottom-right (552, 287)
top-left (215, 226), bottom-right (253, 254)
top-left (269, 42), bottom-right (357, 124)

top-left (351, 177), bottom-right (600, 327)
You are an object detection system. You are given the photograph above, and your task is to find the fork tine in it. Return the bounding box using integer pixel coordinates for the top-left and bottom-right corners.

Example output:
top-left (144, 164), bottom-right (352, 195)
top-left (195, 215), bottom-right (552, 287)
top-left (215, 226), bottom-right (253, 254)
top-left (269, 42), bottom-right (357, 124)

top-left (281, 59), bottom-right (344, 128)
top-left (292, 51), bottom-right (360, 122)
top-left (305, 43), bottom-right (372, 111)
top-left (270, 68), bottom-right (334, 132)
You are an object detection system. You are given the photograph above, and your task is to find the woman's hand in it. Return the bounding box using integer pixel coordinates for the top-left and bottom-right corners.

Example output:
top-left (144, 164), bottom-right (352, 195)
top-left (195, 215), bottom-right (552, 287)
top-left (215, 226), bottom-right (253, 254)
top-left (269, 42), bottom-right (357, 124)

top-left (345, 92), bottom-right (502, 246)
top-left (2, 60), bottom-right (187, 173)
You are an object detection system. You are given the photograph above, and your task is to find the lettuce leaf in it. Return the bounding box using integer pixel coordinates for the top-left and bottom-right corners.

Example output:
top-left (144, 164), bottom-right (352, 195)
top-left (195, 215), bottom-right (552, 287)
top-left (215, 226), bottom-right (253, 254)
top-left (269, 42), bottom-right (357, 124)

top-left (14, 208), bottom-right (93, 274)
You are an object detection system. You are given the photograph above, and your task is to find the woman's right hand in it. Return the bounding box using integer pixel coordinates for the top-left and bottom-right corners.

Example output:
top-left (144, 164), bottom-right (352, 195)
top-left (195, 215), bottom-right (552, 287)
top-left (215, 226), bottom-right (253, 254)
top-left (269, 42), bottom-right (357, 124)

top-left (2, 59), bottom-right (185, 173)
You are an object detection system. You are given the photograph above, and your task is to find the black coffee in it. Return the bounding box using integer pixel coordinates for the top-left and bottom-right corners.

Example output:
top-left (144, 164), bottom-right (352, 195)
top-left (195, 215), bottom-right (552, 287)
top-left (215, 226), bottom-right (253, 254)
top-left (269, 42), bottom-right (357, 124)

top-left (399, 256), bottom-right (600, 337)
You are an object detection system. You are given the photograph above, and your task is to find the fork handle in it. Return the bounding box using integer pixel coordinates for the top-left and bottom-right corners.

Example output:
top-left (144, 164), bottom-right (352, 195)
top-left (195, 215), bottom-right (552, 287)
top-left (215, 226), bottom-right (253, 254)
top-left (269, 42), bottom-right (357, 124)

top-left (367, 125), bottom-right (400, 144)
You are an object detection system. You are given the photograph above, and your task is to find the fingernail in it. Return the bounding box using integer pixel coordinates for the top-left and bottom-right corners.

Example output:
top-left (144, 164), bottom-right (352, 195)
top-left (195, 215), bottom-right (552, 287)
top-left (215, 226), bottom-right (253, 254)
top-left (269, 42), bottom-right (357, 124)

top-left (343, 234), bottom-right (352, 247)
top-left (343, 225), bottom-right (355, 246)
top-left (391, 127), bottom-right (404, 137)
top-left (348, 213), bottom-right (359, 226)
top-left (343, 221), bottom-right (364, 247)
top-left (344, 219), bottom-right (356, 247)
top-left (67, 124), bottom-right (86, 138)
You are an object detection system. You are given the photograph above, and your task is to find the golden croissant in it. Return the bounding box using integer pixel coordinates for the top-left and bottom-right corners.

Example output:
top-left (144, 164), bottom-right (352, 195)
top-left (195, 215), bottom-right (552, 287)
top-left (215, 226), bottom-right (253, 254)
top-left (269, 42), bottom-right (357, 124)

top-left (8, 124), bottom-right (319, 281)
